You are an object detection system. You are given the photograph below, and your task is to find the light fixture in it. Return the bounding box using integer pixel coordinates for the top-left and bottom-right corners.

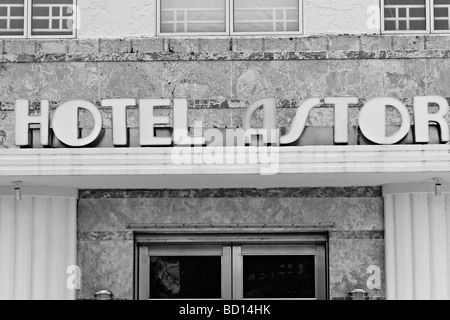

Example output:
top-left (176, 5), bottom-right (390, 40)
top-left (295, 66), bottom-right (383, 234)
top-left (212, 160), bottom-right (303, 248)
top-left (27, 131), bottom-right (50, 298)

top-left (434, 178), bottom-right (443, 197)
top-left (349, 289), bottom-right (368, 300)
top-left (13, 181), bottom-right (22, 201)
top-left (94, 290), bottom-right (113, 300)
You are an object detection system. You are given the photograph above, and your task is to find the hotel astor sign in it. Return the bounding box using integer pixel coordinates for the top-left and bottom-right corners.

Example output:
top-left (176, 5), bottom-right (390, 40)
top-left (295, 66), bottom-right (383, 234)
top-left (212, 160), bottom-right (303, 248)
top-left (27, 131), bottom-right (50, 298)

top-left (14, 96), bottom-right (450, 148)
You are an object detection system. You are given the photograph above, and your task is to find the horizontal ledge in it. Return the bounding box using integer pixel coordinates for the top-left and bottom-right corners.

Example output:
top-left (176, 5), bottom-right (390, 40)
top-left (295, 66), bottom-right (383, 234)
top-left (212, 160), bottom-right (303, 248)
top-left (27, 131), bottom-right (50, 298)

top-left (127, 223), bottom-right (336, 230)
top-left (0, 186), bottom-right (78, 197)
top-left (2, 50), bottom-right (450, 63)
top-left (0, 146), bottom-right (450, 177)
top-left (383, 182), bottom-right (450, 195)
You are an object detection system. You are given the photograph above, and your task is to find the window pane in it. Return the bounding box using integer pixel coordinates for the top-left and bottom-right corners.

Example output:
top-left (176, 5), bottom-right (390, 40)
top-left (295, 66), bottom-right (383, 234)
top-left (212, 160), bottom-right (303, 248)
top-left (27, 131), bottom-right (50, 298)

top-left (384, 0), bottom-right (427, 31)
top-left (434, 0), bottom-right (450, 31)
top-left (160, 0), bottom-right (226, 34)
top-left (150, 256), bottom-right (222, 299)
top-left (233, 0), bottom-right (299, 33)
top-left (243, 255), bottom-right (316, 299)
top-left (31, 0), bottom-right (75, 36)
top-left (0, 0), bottom-right (25, 36)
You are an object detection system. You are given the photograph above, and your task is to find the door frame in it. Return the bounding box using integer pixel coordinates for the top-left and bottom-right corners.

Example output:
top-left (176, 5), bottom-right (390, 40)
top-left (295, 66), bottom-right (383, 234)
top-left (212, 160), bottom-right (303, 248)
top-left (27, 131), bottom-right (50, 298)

top-left (133, 227), bottom-right (330, 300)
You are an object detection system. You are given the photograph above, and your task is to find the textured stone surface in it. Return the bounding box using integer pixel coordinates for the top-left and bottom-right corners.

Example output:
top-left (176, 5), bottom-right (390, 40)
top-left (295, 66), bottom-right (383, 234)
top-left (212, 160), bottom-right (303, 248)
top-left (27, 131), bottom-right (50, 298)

top-left (0, 111), bottom-right (16, 148)
top-left (77, 239), bottom-right (133, 300)
top-left (78, 197), bottom-right (383, 232)
top-left (425, 35), bottom-right (450, 50)
top-left (264, 38), bottom-right (296, 52)
top-left (36, 41), bottom-right (68, 55)
top-left (4, 40), bottom-right (36, 55)
top-left (0, 63), bottom-right (36, 102)
top-left (329, 239), bottom-right (385, 299)
top-left (99, 62), bottom-right (163, 99)
top-left (79, 187), bottom-right (382, 199)
top-left (360, 59), bottom-right (426, 101)
top-left (426, 59), bottom-right (450, 97)
top-left (199, 39), bottom-right (232, 52)
top-left (360, 36), bottom-right (392, 51)
top-left (296, 37), bottom-right (328, 51)
top-left (392, 36), bottom-right (425, 51)
top-left (100, 39), bottom-right (132, 54)
top-left (164, 61), bottom-right (232, 99)
top-left (77, 187), bottom-right (384, 300)
top-left (167, 39), bottom-right (200, 53)
top-left (131, 38), bottom-right (163, 53)
top-left (325, 60), bottom-right (362, 97)
top-left (328, 35), bottom-right (361, 51)
top-left (232, 38), bottom-right (264, 52)
top-left (68, 40), bottom-right (100, 54)
top-left (232, 61), bottom-right (297, 100)
top-left (34, 63), bottom-right (100, 102)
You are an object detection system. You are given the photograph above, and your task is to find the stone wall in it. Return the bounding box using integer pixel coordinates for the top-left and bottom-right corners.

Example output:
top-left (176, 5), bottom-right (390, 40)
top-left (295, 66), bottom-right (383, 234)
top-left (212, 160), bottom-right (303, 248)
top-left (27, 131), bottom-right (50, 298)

top-left (2, 35), bottom-right (450, 149)
top-left (77, 187), bottom-right (384, 300)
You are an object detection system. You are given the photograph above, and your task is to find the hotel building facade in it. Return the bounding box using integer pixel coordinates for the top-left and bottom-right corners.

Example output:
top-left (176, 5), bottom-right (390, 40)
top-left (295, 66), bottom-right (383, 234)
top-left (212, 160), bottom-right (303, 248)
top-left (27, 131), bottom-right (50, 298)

top-left (0, 0), bottom-right (450, 300)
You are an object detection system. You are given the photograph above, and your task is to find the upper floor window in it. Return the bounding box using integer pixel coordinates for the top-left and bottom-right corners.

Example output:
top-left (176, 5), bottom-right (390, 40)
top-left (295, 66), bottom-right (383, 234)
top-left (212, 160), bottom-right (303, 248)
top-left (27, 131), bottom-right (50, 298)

top-left (157, 0), bottom-right (302, 36)
top-left (0, 0), bottom-right (76, 38)
top-left (382, 0), bottom-right (450, 33)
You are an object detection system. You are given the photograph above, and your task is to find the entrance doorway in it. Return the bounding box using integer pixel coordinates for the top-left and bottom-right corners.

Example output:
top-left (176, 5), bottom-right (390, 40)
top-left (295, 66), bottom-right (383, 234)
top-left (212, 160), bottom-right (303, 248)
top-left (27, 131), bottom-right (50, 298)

top-left (134, 229), bottom-right (328, 300)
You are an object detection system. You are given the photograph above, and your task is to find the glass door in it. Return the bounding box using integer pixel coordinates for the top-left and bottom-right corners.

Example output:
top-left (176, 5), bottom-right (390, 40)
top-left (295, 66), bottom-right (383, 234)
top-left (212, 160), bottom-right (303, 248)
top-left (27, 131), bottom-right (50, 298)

top-left (233, 244), bottom-right (327, 300)
top-left (138, 244), bottom-right (232, 300)
top-left (136, 241), bottom-right (328, 300)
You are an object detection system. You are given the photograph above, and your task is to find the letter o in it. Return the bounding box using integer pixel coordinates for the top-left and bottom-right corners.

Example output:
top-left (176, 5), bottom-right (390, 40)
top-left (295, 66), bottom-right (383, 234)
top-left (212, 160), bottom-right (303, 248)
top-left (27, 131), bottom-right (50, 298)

top-left (52, 100), bottom-right (102, 147)
top-left (359, 97), bottom-right (410, 145)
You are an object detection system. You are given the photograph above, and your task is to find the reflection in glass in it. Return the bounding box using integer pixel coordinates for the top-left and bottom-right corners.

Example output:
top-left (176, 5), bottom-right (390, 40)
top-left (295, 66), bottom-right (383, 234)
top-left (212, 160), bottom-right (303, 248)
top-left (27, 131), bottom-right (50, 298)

top-left (150, 256), bottom-right (222, 299)
top-left (243, 255), bottom-right (315, 299)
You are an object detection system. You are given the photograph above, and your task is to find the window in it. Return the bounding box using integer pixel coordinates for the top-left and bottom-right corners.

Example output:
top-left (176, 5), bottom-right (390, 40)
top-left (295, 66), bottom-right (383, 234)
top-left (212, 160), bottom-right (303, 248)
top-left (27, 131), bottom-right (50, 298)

top-left (135, 232), bottom-right (328, 300)
top-left (382, 0), bottom-right (450, 33)
top-left (0, 0), bottom-right (76, 38)
top-left (157, 0), bottom-right (303, 36)
top-left (432, 0), bottom-right (450, 31)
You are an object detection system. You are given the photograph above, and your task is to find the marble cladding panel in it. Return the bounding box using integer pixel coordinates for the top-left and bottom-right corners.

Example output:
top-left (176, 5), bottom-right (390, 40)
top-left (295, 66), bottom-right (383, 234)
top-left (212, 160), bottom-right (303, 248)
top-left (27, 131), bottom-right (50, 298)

top-left (99, 62), bottom-right (164, 99)
top-left (34, 63), bottom-right (100, 102)
top-left (0, 58), bottom-right (444, 104)
top-left (0, 63), bottom-right (38, 102)
top-left (77, 197), bottom-right (383, 232)
top-left (163, 61), bottom-right (232, 100)
top-left (77, 239), bottom-right (134, 300)
top-left (232, 61), bottom-right (297, 100)
top-left (329, 239), bottom-right (385, 299)
top-left (0, 110), bottom-right (16, 148)
top-left (0, 62), bottom-right (99, 103)
top-left (360, 59), bottom-right (426, 103)
top-left (80, 187), bottom-right (382, 199)
top-left (77, 189), bottom-right (384, 300)
top-left (426, 59), bottom-right (450, 98)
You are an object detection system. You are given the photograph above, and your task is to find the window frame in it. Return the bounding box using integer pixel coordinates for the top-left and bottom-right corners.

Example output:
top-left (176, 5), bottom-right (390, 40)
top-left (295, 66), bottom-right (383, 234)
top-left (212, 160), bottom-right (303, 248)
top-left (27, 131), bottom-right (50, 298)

top-left (156, 0), bottom-right (230, 37)
top-left (381, 0), bottom-right (431, 34)
top-left (133, 229), bottom-right (329, 301)
top-left (381, 0), bottom-right (450, 34)
top-left (156, 0), bottom-right (303, 37)
top-left (0, 0), bottom-right (28, 39)
top-left (0, 0), bottom-right (77, 39)
top-left (430, 0), bottom-right (450, 34)
top-left (230, 0), bottom-right (303, 36)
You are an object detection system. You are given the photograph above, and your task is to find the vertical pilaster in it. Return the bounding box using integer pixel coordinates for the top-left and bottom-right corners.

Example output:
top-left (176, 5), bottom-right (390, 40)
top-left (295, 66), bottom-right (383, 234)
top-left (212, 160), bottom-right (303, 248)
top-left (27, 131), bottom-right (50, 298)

top-left (384, 183), bottom-right (450, 300)
top-left (0, 187), bottom-right (78, 300)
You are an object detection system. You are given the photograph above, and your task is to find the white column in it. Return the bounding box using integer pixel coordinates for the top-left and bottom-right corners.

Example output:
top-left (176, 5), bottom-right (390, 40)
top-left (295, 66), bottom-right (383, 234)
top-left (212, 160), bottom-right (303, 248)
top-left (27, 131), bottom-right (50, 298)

top-left (0, 186), bottom-right (78, 300)
top-left (384, 183), bottom-right (450, 300)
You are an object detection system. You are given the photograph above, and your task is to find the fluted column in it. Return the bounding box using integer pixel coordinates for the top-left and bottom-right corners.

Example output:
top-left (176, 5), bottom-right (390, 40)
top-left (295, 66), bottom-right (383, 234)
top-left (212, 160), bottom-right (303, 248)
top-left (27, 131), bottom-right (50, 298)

top-left (0, 186), bottom-right (78, 300)
top-left (384, 183), bottom-right (450, 300)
